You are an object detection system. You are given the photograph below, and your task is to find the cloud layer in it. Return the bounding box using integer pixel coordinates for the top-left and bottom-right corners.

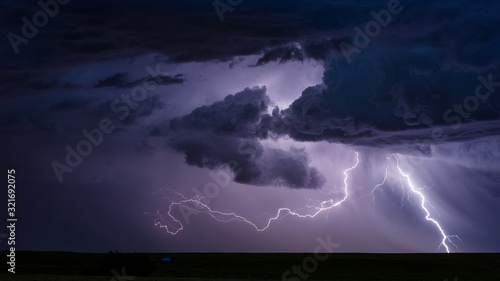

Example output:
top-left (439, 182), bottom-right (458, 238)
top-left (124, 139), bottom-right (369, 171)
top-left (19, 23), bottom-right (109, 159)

top-left (167, 87), bottom-right (325, 188)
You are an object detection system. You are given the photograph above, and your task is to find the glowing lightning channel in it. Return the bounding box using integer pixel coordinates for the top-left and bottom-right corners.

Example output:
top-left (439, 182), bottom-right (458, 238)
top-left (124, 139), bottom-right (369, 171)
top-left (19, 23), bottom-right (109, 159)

top-left (154, 152), bottom-right (360, 235)
top-left (153, 152), bottom-right (460, 253)
top-left (393, 154), bottom-right (459, 253)
top-left (366, 161), bottom-right (389, 211)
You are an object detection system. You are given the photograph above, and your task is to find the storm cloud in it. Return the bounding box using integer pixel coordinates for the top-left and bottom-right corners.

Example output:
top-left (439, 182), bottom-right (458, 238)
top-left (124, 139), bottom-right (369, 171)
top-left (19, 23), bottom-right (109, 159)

top-left (2, 0), bottom-right (500, 254)
top-left (95, 73), bottom-right (185, 88)
top-left (166, 86), bottom-right (325, 188)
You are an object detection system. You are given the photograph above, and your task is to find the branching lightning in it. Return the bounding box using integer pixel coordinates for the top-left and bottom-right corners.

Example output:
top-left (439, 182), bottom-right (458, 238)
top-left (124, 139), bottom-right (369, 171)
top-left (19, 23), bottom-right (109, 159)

top-left (360, 160), bottom-right (389, 211)
top-left (151, 151), bottom-right (460, 253)
top-left (153, 152), bottom-right (360, 234)
top-left (393, 154), bottom-right (459, 253)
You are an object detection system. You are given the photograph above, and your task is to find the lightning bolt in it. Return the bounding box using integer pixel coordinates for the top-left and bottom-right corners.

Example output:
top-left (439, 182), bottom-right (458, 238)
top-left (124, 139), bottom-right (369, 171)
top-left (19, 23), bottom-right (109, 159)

top-left (152, 152), bottom-right (360, 234)
top-left (359, 160), bottom-right (389, 211)
top-left (393, 154), bottom-right (459, 253)
top-left (151, 151), bottom-right (460, 253)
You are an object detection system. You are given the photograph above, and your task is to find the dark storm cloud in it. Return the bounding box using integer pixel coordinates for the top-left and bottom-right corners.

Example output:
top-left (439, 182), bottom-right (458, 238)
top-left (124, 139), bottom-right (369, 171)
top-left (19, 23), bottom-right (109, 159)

top-left (249, 0), bottom-right (500, 148)
top-left (0, 90), bottom-right (166, 134)
top-left (48, 99), bottom-right (89, 112)
top-left (95, 73), bottom-right (185, 88)
top-left (263, 80), bottom-right (500, 149)
top-left (2, 0), bottom-right (500, 143)
top-left (169, 87), bottom-right (269, 137)
top-left (259, 146), bottom-right (325, 188)
top-left (94, 95), bottom-right (165, 126)
top-left (166, 87), bottom-right (324, 189)
top-left (0, 0), bottom-right (362, 92)
top-left (254, 45), bottom-right (304, 66)
top-left (170, 134), bottom-right (324, 189)
top-left (302, 37), bottom-right (350, 61)
top-left (94, 73), bottom-right (130, 88)
top-left (136, 74), bottom-right (185, 86)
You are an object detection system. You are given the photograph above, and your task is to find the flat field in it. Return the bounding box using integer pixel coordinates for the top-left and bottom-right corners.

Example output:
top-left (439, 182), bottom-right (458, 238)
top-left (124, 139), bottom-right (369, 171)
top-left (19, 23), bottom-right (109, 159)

top-left (1, 251), bottom-right (499, 280)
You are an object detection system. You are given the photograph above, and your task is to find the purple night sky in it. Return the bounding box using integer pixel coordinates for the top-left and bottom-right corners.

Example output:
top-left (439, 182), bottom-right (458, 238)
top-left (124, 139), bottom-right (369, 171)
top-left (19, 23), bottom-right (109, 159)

top-left (1, 0), bottom-right (499, 253)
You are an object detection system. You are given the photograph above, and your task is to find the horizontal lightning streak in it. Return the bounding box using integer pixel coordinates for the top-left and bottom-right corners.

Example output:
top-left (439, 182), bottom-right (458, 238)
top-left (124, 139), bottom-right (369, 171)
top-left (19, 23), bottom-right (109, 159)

top-left (154, 152), bottom-right (360, 235)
